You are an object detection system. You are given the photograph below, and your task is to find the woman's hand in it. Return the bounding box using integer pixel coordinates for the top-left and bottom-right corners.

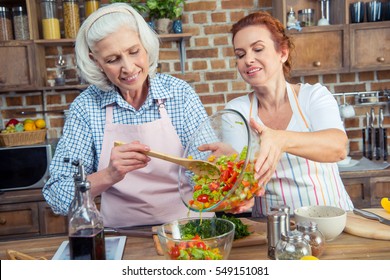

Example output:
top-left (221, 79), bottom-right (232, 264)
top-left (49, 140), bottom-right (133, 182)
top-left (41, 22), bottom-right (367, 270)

top-left (197, 142), bottom-right (237, 158)
top-left (108, 141), bottom-right (151, 183)
top-left (226, 197), bottom-right (255, 214)
top-left (250, 118), bottom-right (285, 186)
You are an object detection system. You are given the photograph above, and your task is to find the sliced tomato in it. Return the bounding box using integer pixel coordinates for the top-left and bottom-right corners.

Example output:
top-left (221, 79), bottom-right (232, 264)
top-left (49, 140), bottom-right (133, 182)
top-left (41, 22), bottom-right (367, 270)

top-left (197, 194), bottom-right (209, 203)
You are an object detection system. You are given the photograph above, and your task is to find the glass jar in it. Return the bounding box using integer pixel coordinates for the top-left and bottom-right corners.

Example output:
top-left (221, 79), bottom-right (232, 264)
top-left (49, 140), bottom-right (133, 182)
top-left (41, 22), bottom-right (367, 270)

top-left (298, 9), bottom-right (315, 27)
top-left (296, 221), bottom-right (325, 258)
top-left (63, 0), bottom-right (80, 39)
top-left (85, 0), bottom-right (100, 18)
top-left (0, 6), bottom-right (14, 40)
top-left (275, 230), bottom-right (312, 260)
top-left (12, 6), bottom-right (30, 40)
top-left (40, 0), bottom-right (60, 39)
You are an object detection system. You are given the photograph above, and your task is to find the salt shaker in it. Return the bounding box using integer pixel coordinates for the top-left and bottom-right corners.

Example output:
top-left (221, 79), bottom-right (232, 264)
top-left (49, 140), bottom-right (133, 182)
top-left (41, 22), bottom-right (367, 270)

top-left (296, 221), bottom-right (325, 257)
top-left (275, 230), bottom-right (312, 260)
top-left (267, 210), bottom-right (288, 260)
top-left (270, 204), bottom-right (290, 232)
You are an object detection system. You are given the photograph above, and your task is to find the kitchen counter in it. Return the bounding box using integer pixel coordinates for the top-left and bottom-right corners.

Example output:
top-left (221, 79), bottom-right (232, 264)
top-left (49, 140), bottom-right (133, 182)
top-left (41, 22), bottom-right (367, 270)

top-left (1, 220), bottom-right (389, 260)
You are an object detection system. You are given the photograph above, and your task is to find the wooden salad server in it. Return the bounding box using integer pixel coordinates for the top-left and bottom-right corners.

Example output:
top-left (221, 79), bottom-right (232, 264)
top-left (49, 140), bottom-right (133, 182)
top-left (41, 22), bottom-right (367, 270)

top-left (114, 141), bottom-right (220, 179)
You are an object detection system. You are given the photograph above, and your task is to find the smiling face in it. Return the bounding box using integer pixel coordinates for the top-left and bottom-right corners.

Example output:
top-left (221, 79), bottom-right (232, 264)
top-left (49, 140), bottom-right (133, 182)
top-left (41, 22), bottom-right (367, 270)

top-left (233, 25), bottom-right (288, 87)
top-left (90, 25), bottom-right (149, 96)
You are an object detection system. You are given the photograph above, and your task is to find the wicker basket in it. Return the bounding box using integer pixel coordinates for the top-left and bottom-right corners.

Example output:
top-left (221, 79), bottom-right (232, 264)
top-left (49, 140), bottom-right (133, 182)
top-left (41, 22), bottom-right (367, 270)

top-left (0, 129), bottom-right (47, 147)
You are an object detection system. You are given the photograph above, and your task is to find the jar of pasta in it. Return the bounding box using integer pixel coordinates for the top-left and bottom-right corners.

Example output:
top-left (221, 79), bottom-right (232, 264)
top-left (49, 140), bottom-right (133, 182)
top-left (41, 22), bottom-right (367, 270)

top-left (0, 6), bottom-right (14, 40)
top-left (12, 6), bottom-right (30, 40)
top-left (40, 0), bottom-right (60, 39)
top-left (62, 0), bottom-right (80, 39)
top-left (85, 0), bottom-right (100, 18)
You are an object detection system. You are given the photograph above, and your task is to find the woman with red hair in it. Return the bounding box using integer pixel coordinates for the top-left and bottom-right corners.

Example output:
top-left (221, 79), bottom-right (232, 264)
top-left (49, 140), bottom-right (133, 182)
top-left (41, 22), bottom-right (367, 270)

top-left (226, 12), bottom-right (353, 216)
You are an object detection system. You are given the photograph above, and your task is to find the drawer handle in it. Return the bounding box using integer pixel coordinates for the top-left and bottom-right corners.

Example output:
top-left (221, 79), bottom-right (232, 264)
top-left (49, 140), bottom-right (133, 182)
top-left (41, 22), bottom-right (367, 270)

top-left (377, 57), bottom-right (385, 63)
top-left (313, 61), bottom-right (321, 67)
top-left (0, 217), bottom-right (6, 225)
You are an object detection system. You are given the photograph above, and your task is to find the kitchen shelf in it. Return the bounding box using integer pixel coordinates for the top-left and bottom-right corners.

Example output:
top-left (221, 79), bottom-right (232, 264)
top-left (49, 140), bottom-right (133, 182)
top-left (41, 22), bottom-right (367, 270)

top-left (0, 84), bottom-right (88, 94)
top-left (34, 33), bottom-right (192, 73)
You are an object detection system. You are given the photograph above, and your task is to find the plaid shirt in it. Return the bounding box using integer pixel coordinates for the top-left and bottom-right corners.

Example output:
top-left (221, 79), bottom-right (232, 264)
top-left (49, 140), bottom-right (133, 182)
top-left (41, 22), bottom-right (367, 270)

top-left (43, 73), bottom-right (208, 215)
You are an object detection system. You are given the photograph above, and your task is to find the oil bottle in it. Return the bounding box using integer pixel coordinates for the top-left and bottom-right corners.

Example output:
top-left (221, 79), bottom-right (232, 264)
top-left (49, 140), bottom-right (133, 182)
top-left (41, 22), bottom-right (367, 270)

top-left (67, 158), bottom-right (106, 260)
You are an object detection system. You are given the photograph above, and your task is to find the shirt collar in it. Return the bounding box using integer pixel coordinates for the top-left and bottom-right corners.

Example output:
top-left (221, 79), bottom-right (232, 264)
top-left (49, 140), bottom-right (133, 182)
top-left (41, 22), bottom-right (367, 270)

top-left (99, 74), bottom-right (173, 110)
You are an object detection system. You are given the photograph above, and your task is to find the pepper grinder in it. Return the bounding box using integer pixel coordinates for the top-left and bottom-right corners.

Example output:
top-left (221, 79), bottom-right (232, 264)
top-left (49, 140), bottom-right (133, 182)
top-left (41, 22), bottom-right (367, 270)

top-left (318, 0), bottom-right (330, 26)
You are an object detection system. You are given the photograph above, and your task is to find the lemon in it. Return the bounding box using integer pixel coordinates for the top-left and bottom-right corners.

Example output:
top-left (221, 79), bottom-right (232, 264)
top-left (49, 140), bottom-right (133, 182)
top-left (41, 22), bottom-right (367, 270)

top-left (300, 255), bottom-right (319, 260)
top-left (381, 197), bottom-right (390, 213)
top-left (24, 122), bottom-right (36, 131)
top-left (23, 118), bottom-right (34, 125)
top-left (35, 119), bottom-right (46, 129)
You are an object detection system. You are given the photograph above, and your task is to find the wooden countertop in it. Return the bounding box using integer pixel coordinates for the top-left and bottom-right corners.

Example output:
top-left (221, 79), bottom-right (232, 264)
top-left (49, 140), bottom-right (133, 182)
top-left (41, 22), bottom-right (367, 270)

top-left (1, 220), bottom-right (390, 260)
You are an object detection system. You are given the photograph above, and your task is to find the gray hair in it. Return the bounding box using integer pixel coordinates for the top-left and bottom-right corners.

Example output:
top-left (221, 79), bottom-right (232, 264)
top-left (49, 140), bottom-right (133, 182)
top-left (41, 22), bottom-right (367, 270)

top-left (75, 3), bottom-right (160, 91)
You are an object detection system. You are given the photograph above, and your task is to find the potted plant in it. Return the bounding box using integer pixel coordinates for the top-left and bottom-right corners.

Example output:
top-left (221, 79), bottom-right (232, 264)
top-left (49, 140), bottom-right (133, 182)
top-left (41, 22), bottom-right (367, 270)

top-left (146, 0), bottom-right (185, 34)
top-left (109, 0), bottom-right (148, 16)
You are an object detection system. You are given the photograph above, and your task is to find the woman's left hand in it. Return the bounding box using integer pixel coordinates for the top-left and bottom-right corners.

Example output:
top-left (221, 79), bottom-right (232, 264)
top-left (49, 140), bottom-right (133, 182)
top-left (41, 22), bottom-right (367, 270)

top-left (197, 142), bottom-right (237, 157)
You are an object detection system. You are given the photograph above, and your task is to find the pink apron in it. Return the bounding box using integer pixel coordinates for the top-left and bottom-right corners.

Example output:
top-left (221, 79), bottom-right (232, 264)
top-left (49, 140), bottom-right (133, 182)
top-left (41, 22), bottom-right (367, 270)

top-left (97, 100), bottom-right (207, 227)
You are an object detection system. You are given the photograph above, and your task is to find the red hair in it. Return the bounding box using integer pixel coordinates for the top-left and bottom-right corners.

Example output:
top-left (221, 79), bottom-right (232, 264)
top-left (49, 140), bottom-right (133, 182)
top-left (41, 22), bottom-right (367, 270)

top-left (231, 12), bottom-right (294, 77)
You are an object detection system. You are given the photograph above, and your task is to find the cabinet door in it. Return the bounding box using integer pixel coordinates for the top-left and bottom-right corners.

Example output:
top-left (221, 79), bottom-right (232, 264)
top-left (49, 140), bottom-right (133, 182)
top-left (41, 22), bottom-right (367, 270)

top-left (0, 202), bottom-right (39, 238)
top-left (370, 176), bottom-right (390, 208)
top-left (343, 177), bottom-right (371, 209)
top-left (350, 22), bottom-right (390, 72)
top-left (0, 41), bottom-right (39, 91)
top-left (288, 26), bottom-right (349, 76)
top-left (38, 202), bottom-right (67, 235)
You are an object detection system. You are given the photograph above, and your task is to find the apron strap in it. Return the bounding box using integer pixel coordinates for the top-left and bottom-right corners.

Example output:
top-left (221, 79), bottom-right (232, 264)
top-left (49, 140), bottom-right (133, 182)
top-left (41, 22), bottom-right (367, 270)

top-left (156, 99), bottom-right (168, 118)
top-left (106, 105), bottom-right (114, 124)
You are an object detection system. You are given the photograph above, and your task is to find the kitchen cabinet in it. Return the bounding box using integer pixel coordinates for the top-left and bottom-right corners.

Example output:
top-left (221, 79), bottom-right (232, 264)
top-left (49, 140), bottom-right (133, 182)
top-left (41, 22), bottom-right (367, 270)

top-left (272, 0), bottom-right (390, 76)
top-left (0, 0), bottom-right (191, 93)
top-left (288, 25), bottom-right (349, 76)
top-left (350, 21), bottom-right (390, 72)
top-left (341, 168), bottom-right (390, 208)
top-left (0, 188), bottom-right (101, 240)
top-left (0, 189), bottom-right (64, 240)
top-left (0, 41), bottom-right (45, 91)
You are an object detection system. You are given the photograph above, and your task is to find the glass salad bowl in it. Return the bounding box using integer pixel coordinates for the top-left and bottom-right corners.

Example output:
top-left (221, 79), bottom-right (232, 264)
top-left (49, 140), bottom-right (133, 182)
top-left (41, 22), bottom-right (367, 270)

top-left (157, 217), bottom-right (235, 260)
top-left (178, 109), bottom-right (262, 213)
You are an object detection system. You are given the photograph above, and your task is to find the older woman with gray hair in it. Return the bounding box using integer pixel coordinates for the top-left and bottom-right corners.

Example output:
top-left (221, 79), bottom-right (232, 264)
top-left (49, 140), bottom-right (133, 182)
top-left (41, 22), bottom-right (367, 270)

top-left (43, 3), bottom-right (211, 227)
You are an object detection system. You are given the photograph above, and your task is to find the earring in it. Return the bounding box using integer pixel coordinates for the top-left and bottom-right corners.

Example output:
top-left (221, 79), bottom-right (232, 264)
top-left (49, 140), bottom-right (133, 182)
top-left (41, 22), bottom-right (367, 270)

top-left (100, 68), bottom-right (104, 72)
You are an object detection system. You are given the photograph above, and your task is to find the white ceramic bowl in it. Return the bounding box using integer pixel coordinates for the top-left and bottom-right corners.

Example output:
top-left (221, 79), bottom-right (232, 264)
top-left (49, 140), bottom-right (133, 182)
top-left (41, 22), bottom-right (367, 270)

top-left (294, 205), bottom-right (347, 241)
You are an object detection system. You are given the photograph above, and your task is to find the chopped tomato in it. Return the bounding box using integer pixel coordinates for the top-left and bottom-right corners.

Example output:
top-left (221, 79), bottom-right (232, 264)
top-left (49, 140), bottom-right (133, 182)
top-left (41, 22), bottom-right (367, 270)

top-left (208, 182), bottom-right (219, 191)
top-left (169, 246), bottom-right (180, 258)
top-left (197, 194), bottom-right (209, 203)
top-left (196, 241), bottom-right (207, 250)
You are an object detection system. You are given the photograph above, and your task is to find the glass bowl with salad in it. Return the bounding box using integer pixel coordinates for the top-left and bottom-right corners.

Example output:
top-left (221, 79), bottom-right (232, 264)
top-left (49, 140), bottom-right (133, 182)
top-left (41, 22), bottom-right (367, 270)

top-left (178, 109), bottom-right (263, 213)
top-left (157, 217), bottom-right (235, 260)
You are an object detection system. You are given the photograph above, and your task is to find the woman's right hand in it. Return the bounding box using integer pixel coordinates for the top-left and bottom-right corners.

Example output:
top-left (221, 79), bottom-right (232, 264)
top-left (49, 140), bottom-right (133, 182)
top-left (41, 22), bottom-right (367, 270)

top-left (108, 141), bottom-right (151, 183)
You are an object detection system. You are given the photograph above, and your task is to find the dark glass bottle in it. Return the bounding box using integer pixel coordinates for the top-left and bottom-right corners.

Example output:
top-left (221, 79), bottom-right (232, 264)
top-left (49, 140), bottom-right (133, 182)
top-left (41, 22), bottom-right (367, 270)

top-left (67, 159), bottom-right (106, 260)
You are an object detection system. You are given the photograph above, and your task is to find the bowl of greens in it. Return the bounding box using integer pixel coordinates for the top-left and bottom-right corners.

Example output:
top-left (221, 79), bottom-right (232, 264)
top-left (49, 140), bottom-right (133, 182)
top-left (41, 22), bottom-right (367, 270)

top-left (157, 217), bottom-right (235, 260)
top-left (178, 109), bottom-right (263, 212)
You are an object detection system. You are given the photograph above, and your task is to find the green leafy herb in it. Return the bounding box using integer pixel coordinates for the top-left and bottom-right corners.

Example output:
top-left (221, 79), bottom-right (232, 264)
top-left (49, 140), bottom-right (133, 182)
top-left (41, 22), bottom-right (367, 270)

top-left (221, 215), bottom-right (251, 240)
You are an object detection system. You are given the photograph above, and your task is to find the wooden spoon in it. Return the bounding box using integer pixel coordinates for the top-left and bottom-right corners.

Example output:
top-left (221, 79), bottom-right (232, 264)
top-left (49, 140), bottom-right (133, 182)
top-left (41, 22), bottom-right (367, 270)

top-left (114, 141), bottom-right (220, 179)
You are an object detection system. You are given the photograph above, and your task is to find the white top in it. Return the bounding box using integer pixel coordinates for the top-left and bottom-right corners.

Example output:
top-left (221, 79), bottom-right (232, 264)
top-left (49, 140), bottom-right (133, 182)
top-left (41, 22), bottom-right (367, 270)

top-left (225, 83), bottom-right (345, 133)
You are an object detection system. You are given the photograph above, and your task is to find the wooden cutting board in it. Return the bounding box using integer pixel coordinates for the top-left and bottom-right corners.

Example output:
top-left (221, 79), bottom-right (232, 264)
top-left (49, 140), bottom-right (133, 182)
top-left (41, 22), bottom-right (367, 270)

top-left (152, 218), bottom-right (267, 256)
top-left (344, 208), bottom-right (390, 240)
